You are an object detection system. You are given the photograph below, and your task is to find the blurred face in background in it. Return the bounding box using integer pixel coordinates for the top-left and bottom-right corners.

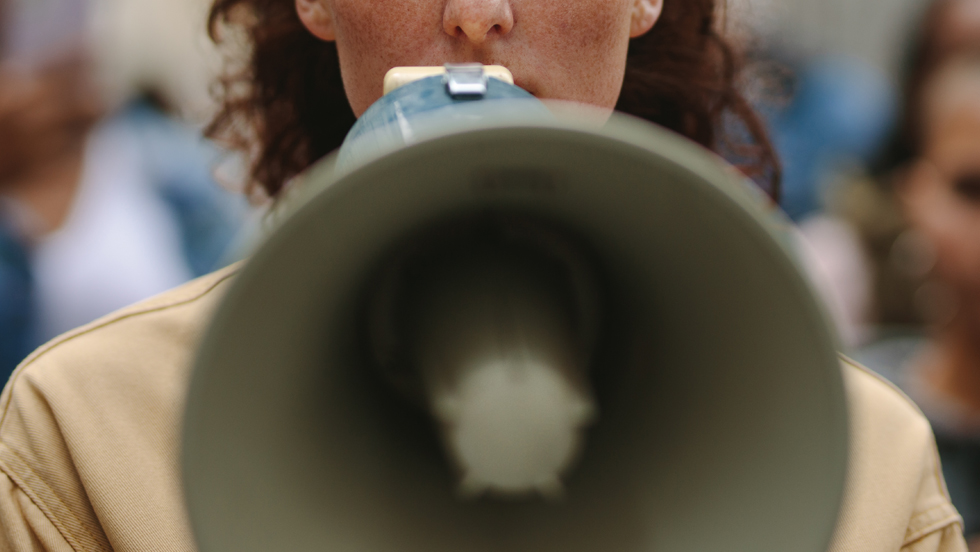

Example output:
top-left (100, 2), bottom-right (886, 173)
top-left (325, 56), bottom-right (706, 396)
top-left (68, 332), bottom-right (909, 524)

top-left (934, 0), bottom-right (980, 56)
top-left (0, 0), bottom-right (104, 232)
top-left (294, 0), bottom-right (663, 116)
top-left (0, 51), bottom-right (102, 233)
top-left (0, 58), bottom-right (101, 183)
top-left (903, 57), bottom-right (980, 326)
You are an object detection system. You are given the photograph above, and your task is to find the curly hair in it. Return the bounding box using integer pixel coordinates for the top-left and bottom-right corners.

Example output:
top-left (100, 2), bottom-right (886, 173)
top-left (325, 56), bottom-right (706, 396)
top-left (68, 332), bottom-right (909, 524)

top-left (207, 0), bottom-right (780, 201)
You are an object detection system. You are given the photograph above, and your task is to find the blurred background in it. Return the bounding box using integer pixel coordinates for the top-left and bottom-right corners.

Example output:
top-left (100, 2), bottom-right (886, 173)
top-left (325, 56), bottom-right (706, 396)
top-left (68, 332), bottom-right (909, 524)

top-left (0, 0), bottom-right (257, 381)
top-left (2, 0), bottom-right (980, 545)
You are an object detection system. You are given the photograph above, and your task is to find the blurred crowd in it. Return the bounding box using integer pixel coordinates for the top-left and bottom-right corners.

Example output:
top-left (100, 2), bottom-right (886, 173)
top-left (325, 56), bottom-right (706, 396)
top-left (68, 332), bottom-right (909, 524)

top-left (1, 0), bottom-right (980, 545)
top-left (0, 0), bottom-right (254, 378)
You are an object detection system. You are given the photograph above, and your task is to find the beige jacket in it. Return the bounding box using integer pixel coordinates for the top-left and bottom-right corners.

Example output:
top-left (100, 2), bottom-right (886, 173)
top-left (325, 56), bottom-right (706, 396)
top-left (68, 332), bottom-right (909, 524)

top-left (0, 266), bottom-right (967, 551)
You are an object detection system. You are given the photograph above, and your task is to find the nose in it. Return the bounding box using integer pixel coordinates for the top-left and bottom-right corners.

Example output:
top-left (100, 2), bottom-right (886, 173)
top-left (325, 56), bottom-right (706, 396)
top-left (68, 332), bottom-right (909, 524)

top-left (443, 0), bottom-right (515, 45)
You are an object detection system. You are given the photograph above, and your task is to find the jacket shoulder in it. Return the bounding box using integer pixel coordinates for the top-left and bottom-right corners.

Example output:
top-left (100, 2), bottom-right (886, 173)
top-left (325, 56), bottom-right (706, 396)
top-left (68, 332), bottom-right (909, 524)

top-left (0, 263), bottom-right (240, 552)
top-left (17, 262), bottom-right (240, 375)
top-left (831, 355), bottom-right (965, 551)
top-left (841, 354), bottom-right (933, 435)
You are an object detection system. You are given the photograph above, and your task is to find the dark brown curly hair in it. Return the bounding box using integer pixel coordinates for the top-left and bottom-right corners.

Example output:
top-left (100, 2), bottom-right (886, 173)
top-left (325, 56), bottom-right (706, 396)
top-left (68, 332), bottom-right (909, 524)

top-left (207, 0), bottom-right (780, 201)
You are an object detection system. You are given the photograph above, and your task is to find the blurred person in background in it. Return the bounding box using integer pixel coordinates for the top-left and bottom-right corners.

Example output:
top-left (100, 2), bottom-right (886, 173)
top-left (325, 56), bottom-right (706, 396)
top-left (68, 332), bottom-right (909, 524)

top-left (0, 52), bottom-right (101, 384)
top-left (838, 0), bottom-right (980, 339)
top-left (0, 0), bottom-right (250, 382)
top-left (872, 54), bottom-right (980, 544)
top-left (836, 0), bottom-right (980, 543)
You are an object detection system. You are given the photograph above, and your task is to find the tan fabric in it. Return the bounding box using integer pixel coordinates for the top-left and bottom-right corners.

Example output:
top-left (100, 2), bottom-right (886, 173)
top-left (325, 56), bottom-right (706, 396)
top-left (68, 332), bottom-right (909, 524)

top-left (832, 359), bottom-right (966, 552)
top-left (0, 266), bottom-right (238, 552)
top-left (0, 266), bottom-right (967, 551)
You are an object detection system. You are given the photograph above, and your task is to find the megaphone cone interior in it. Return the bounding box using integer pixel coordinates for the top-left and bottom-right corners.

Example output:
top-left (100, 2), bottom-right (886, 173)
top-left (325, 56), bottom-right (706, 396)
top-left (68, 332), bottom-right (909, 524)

top-left (366, 216), bottom-right (602, 498)
top-left (184, 72), bottom-right (847, 552)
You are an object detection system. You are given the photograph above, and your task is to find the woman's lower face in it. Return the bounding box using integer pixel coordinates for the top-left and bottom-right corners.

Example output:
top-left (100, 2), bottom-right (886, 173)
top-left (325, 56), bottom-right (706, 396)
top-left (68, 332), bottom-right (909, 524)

top-left (313, 0), bottom-right (650, 116)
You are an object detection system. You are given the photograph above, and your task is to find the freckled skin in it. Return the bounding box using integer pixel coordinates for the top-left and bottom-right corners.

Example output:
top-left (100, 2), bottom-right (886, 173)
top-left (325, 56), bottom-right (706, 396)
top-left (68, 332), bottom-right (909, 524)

top-left (318, 0), bottom-right (642, 117)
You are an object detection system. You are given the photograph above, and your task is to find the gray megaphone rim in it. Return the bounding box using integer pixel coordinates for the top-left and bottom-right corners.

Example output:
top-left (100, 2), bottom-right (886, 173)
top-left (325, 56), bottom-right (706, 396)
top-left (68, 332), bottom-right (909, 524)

top-left (184, 113), bottom-right (848, 552)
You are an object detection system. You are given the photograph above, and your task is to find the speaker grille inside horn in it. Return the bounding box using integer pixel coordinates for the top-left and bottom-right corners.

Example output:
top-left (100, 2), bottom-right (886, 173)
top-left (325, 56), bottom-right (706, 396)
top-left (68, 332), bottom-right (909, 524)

top-left (361, 214), bottom-right (607, 499)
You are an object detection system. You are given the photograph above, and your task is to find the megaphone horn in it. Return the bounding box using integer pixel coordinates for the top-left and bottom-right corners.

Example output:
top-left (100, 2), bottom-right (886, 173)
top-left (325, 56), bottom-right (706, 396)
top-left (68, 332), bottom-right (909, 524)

top-left (183, 64), bottom-right (848, 552)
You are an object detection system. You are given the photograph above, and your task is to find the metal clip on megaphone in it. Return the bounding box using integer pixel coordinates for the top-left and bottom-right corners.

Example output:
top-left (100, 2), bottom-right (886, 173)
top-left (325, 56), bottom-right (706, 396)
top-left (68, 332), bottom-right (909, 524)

top-left (184, 64), bottom-right (848, 552)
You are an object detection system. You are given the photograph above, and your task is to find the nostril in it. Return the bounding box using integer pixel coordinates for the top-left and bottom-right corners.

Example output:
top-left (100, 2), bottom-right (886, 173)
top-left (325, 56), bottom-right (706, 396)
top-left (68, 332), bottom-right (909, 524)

top-left (443, 0), bottom-right (515, 41)
top-left (444, 3), bottom-right (514, 42)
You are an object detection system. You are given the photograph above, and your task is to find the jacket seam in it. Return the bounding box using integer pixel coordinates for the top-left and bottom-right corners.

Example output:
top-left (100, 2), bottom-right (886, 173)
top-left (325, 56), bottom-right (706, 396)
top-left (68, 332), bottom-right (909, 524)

top-left (0, 443), bottom-right (104, 552)
top-left (903, 503), bottom-right (963, 546)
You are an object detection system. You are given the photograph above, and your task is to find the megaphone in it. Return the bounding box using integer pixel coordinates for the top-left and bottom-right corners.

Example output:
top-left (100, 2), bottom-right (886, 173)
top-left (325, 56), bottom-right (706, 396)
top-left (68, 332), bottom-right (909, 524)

top-left (183, 64), bottom-right (848, 552)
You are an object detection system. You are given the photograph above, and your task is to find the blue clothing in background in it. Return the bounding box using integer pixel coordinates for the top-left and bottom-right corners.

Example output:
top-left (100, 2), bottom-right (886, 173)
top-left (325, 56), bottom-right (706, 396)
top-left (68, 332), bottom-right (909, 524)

top-left (0, 101), bottom-right (250, 382)
top-left (769, 58), bottom-right (896, 220)
top-left (115, 102), bottom-right (249, 277)
top-left (0, 224), bottom-right (34, 383)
